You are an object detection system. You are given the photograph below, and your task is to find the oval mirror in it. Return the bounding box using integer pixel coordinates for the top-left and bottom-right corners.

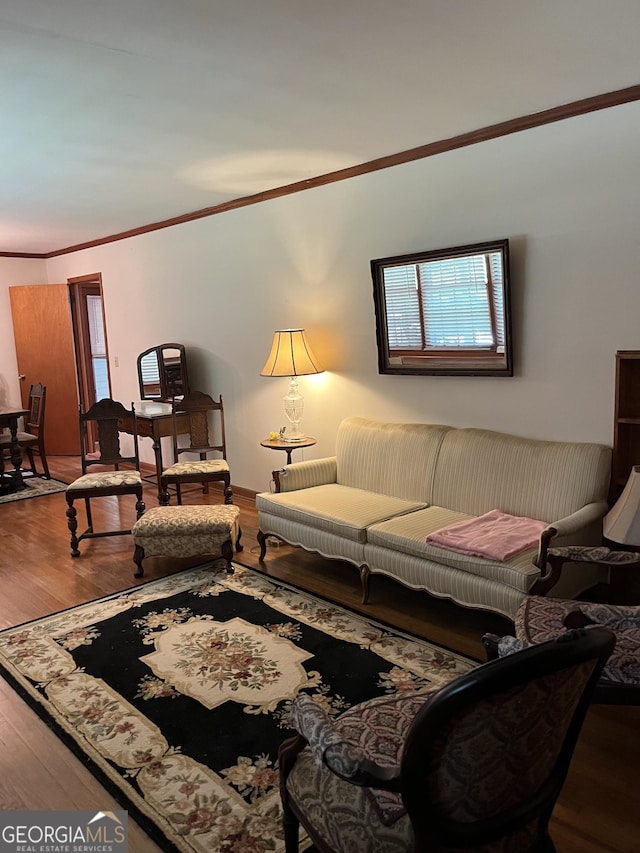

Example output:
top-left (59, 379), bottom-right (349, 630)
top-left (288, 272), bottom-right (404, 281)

top-left (371, 238), bottom-right (513, 376)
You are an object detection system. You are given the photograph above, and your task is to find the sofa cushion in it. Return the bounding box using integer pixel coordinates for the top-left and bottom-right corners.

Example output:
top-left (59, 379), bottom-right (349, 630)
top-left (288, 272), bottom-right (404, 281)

top-left (335, 417), bottom-right (451, 503)
top-left (256, 484), bottom-right (427, 543)
top-left (432, 428), bottom-right (611, 521)
top-left (367, 506), bottom-right (540, 593)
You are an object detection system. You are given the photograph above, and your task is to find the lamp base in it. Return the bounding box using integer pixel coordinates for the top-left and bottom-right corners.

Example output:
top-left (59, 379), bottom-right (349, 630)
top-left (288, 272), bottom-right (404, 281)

top-left (282, 424), bottom-right (306, 442)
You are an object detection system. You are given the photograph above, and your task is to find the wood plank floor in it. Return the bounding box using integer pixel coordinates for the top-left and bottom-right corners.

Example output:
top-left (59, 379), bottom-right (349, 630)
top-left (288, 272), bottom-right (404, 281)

top-left (0, 457), bottom-right (638, 852)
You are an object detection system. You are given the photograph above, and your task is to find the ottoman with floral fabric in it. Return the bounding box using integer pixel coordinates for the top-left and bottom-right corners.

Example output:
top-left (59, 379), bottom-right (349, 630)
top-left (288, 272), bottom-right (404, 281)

top-left (132, 504), bottom-right (242, 578)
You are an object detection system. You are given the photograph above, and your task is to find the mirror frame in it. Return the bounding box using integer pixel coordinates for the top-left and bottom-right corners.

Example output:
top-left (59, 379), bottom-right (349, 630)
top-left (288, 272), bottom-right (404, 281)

top-left (137, 343), bottom-right (190, 401)
top-left (371, 238), bottom-right (513, 377)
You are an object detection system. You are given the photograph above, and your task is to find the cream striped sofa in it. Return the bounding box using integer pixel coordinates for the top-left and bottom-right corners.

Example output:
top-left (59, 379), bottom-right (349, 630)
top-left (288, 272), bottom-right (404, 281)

top-left (256, 417), bottom-right (612, 620)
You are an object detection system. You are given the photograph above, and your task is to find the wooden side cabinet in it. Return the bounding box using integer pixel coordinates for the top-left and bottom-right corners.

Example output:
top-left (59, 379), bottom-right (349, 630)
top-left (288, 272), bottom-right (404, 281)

top-left (612, 350), bottom-right (640, 496)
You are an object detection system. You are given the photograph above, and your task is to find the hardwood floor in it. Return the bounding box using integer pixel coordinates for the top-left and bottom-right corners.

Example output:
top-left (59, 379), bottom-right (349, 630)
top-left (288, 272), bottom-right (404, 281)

top-left (0, 457), bottom-right (637, 852)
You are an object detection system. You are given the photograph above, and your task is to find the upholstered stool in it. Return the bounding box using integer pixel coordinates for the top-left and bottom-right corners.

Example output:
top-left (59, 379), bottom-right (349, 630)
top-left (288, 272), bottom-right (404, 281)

top-left (132, 504), bottom-right (242, 578)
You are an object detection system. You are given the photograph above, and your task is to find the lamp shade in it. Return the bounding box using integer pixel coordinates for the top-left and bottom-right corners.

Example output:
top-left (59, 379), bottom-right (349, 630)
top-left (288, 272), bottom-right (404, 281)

top-left (603, 465), bottom-right (640, 546)
top-left (260, 329), bottom-right (323, 377)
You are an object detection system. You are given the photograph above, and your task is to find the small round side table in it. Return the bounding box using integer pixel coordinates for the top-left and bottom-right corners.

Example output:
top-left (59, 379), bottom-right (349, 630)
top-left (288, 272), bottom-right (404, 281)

top-left (260, 437), bottom-right (317, 465)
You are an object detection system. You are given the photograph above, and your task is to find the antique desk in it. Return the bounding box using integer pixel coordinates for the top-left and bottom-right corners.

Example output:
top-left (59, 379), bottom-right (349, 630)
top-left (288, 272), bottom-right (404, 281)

top-left (119, 402), bottom-right (189, 500)
top-left (0, 405), bottom-right (29, 493)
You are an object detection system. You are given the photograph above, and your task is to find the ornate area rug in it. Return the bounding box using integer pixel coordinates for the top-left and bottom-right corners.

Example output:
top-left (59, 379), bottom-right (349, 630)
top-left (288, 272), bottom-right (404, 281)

top-left (0, 563), bottom-right (476, 852)
top-left (0, 476), bottom-right (67, 503)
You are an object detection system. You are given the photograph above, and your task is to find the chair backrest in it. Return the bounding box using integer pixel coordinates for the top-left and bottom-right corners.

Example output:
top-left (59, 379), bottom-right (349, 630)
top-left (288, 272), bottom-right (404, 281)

top-left (171, 391), bottom-right (227, 463)
top-left (25, 382), bottom-right (46, 437)
top-left (400, 627), bottom-right (615, 851)
top-left (79, 398), bottom-right (140, 474)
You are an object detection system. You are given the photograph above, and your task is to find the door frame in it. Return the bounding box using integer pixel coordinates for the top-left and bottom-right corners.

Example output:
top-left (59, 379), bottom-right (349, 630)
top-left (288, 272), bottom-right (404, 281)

top-left (68, 273), bottom-right (111, 449)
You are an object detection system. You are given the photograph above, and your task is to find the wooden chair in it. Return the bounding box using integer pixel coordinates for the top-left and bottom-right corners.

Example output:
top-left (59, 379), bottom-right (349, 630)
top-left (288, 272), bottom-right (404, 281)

top-left (0, 382), bottom-right (50, 479)
top-left (65, 398), bottom-right (145, 557)
top-left (279, 627), bottom-right (615, 853)
top-left (159, 391), bottom-right (232, 506)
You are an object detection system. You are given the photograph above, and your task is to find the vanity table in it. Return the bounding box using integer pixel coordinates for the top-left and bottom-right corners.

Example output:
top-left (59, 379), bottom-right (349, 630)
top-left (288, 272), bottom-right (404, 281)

top-left (125, 344), bottom-right (192, 500)
top-left (119, 402), bottom-right (190, 500)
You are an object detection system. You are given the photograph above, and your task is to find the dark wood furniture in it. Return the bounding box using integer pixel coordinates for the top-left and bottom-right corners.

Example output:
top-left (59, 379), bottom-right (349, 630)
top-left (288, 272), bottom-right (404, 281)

top-left (260, 436), bottom-right (316, 466)
top-left (547, 544), bottom-right (640, 605)
top-left (65, 399), bottom-right (145, 557)
top-left (117, 402), bottom-right (189, 501)
top-left (0, 383), bottom-right (50, 480)
top-left (159, 391), bottom-right (232, 506)
top-left (0, 404), bottom-right (30, 493)
top-left (612, 350), bottom-right (640, 499)
top-left (279, 627), bottom-right (615, 853)
top-left (137, 343), bottom-right (189, 402)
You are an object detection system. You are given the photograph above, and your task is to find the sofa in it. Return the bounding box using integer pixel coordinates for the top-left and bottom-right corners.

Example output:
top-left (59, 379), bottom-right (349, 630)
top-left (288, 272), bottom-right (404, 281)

top-left (255, 417), bottom-right (612, 620)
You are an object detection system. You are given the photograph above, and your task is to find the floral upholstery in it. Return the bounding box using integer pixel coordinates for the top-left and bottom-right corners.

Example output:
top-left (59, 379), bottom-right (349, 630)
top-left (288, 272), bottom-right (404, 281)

top-left (132, 505), bottom-right (240, 559)
top-left (66, 470), bottom-right (143, 491)
top-left (286, 692), bottom-right (429, 852)
top-left (161, 459), bottom-right (229, 476)
top-left (516, 597), bottom-right (639, 691)
top-left (281, 627), bottom-right (616, 853)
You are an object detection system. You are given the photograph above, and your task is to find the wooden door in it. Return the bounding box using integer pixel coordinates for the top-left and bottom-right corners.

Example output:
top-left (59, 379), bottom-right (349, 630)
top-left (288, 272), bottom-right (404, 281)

top-left (9, 284), bottom-right (80, 454)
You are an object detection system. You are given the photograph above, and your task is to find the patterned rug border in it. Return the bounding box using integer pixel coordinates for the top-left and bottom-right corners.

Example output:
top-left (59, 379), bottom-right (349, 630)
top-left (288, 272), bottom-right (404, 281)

top-left (1, 559), bottom-right (480, 663)
top-left (0, 476), bottom-right (68, 504)
top-left (0, 562), bottom-right (476, 852)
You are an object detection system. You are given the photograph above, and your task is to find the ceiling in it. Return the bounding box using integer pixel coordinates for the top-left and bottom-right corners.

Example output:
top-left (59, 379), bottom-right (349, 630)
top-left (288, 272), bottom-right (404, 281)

top-left (2, 0), bottom-right (640, 256)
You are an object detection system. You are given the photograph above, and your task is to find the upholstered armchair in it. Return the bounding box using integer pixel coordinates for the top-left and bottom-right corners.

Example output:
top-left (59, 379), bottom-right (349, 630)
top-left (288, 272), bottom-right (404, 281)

top-left (485, 594), bottom-right (640, 705)
top-left (279, 628), bottom-right (615, 853)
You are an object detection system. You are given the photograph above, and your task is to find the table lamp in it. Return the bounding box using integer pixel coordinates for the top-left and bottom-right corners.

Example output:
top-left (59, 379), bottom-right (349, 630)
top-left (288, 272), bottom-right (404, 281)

top-left (603, 465), bottom-right (640, 548)
top-left (260, 329), bottom-right (323, 442)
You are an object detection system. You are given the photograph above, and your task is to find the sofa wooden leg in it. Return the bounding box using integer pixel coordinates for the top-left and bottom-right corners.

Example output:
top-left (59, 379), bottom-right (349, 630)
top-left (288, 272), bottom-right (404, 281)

top-left (258, 530), bottom-right (267, 561)
top-left (360, 565), bottom-right (370, 604)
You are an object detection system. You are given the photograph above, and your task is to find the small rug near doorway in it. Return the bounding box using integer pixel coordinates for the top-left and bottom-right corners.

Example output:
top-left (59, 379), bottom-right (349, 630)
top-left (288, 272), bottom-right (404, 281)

top-left (0, 476), bottom-right (67, 504)
top-left (0, 564), bottom-right (476, 853)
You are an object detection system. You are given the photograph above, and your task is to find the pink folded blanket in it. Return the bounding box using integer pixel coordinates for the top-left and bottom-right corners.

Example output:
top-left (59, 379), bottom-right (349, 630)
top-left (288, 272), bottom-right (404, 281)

top-left (426, 509), bottom-right (547, 562)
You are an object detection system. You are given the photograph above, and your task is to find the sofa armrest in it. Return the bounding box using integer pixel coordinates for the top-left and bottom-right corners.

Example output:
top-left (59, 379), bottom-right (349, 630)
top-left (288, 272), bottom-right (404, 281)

top-left (535, 501), bottom-right (609, 568)
top-left (274, 457), bottom-right (338, 493)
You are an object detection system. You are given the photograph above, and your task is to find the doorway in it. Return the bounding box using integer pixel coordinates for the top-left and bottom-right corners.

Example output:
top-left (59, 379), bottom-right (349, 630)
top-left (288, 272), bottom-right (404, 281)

top-left (9, 275), bottom-right (111, 455)
top-left (69, 274), bottom-right (111, 415)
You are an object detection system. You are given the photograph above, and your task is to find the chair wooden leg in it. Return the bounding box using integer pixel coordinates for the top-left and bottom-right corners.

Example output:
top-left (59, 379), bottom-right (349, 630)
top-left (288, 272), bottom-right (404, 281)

top-left (282, 805), bottom-right (300, 853)
top-left (176, 483), bottom-right (182, 505)
top-left (135, 491), bottom-right (146, 519)
top-left (84, 497), bottom-right (94, 534)
top-left (40, 447), bottom-right (51, 480)
top-left (224, 477), bottom-right (233, 504)
top-left (133, 545), bottom-right (145, 578)
top-left (66, 500), bottom-right (80, 558)
top-left (235, 526), bottom-right (243, 552)
top-left (25, 448), bottom-right (37, 477)
top-left (279, 735), bottom-right (307, 853)
top-left (159, 480), bottom-right (170, 506)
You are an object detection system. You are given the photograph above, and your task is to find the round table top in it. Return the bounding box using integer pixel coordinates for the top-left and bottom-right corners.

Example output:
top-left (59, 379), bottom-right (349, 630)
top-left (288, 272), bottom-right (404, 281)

top-left (260, 437), bottom-right (317, 451)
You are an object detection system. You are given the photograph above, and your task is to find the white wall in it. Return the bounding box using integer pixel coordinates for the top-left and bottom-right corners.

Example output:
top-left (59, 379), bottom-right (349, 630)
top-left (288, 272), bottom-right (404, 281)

top-left (4, 101), bottom-right (639, 493)
top-left (0, 257), bottom-right (48, 405)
